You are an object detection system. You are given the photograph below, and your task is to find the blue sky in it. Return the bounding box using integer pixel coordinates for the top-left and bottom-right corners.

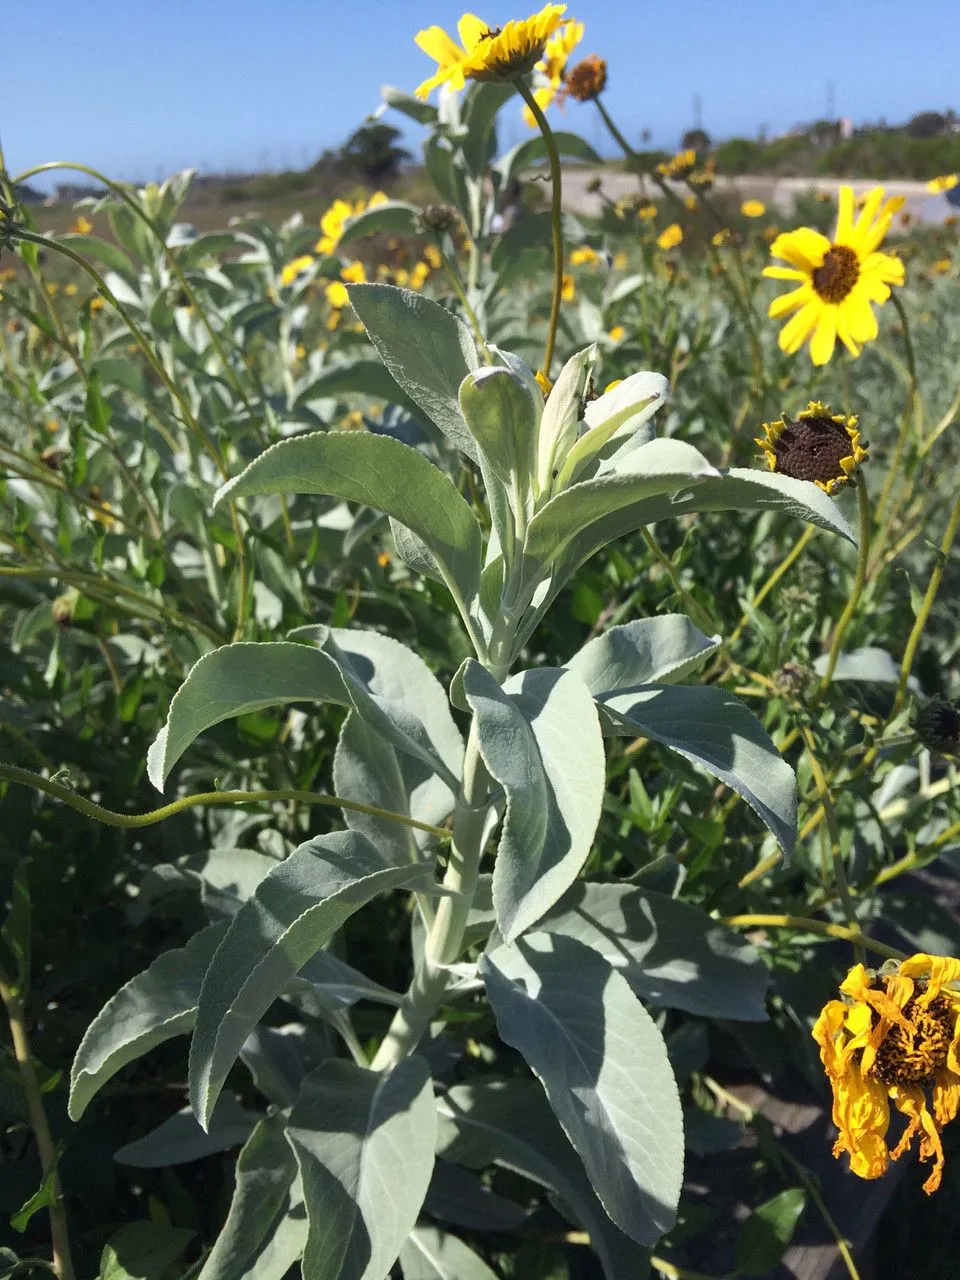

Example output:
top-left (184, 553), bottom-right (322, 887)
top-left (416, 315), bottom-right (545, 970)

top-left (5, 1), bottom-right (958, 190)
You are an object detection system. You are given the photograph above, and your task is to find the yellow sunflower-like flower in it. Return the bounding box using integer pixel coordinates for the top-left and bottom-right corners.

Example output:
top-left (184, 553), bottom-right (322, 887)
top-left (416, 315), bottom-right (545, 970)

top-left (570, 245), bottom-right (600, 266)
top-left (560, 271), bottom-right (575, 300)
top-left (68, 215), bottom-right (93, 235)
top-left (657, 223), bottom-right (683, 250)
top-left (927, 174), bottom-right (958, 194)
top-left (763, 185), bottom-right (904, 365)
top-left (656, 149), bottom-right (697, 180)
top-left (755, 401), bottom-right (866, 494)
top-left (813, 954), bottom-right (960, 1194)
top-left (741, 199), bottom-right (765, 218)
top-left (415, 5), bottom-right (569, 100)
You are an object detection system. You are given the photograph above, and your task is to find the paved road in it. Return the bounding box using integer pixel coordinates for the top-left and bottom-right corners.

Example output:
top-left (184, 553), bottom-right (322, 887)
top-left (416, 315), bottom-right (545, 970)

top-left (562, 169), bottom-right (957, 226)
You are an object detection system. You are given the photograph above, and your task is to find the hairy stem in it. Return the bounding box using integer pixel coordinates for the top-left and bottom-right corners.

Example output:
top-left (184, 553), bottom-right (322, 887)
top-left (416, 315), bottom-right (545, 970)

top-left (0, 975), bottom-right (75, 1280)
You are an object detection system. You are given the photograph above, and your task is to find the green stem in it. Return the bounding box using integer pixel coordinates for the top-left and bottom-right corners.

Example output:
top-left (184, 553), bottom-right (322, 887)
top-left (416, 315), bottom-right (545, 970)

top-left (893, 484), bottom-right (960, 715)
top-left (817, 472), bottom-right (870, 695)
top-left (874, 292), bottom-right (918, 530)
top-left (515, 79), bottom-right (564, 379)
top-left (434, 233), bottom-right (487, 351)
top-left (721, 914), bottom-right (905, 963)
top-left (0, 763), bottom-right (450, 838)
top-left (0, 975), bottom-right (75, 1280)
top-left (371, 718), bottom-right (491, 1071)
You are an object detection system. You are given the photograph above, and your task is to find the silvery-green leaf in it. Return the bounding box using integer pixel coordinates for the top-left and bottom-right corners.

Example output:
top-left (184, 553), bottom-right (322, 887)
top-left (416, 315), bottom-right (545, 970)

top-left (213, 433), bottom-right (483, 618)
top-left (114, 1096), bottom-right (258, 1167)
top-left (399, 1227), bottom-right (499, 1280)
top-left (390, 519), bottom-right (443, 585)
top-left (326, 628), bottom-right (462, 857)
top-left (293, 361), bottom-right (416, 413)
top-left (461, 661), bottom-right (604, 942)
top-left (516, 465), bottom-right (857, 649)
top-left (598, 683), bottom-right (796, 853)
top-left (813, 645), bottom-right (916, 688)
top-left (98, 1224), bottom-right (194, 1280)
top-left (382, 86), bottom-right (439, 126)
top-left (198, 1115), bottom-right (305, 1280)
top-left (523, 437), bottom-right (719, 576)
top-left (423, 1158), bottom-right (527, 1231)
top-left (288, 1056), bottom-right (436, 1280)
top-left (482, 935), bottom-right (683, 1245)
top-left (459, 366), bottom-right (541, 492)
top-left (535, 346), bottom-right (596, 494)
top-left (460, 82), bottom-right (516, 176)
top-left (148, 637), bottom-right (456, 792)
top-left (496, 132), bottom-right (602, 189)
top-left (436, 1078), bottom-right (650, 1280)
top-left (189, 831), bottom-right (436, 1129)
top-left (69, 923), bottom-right (226, 1121)
top-left (567, 616), bottom-right (721, 691)
top-left (347, 284), bottom-right (480, 460)
top-left (337, 202), bottom-right (423, 248)
top-left (537, 883), bottom-right (769, 1019)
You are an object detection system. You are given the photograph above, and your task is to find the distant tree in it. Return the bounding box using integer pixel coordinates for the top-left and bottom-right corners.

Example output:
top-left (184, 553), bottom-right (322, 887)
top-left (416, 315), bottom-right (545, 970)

top-left (337, 124), bottom-right (411, 185)
top-left (808, 119), bottom-right (842, 146)
top-left (681, 128), bottom-right (711, 153)
top-left (907, 111), bottom-right (948, 138)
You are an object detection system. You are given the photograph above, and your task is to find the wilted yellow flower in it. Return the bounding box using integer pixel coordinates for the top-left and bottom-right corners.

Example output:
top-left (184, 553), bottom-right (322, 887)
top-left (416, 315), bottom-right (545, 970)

top-left (741, 199), bottom-right (766, 218)
top-left (927, 174), bottom-right (959, 194)
top-left (326, 281), bottom-right (350, 308)
top-left (570, 245), bottom-right (600, 266)
top-left (561, 53), bottom-right (606, 102)
top-left (68, 215), bottom-right (93, 235)
top-left (763, 185), bottom-right (904, 365)
top-left (756, 401), bottom-right (866, 494)
top-left (656, 149), bottom-right (697, 179)
top-left (280, 255), bottom-right (314, 287)
top-left (657, 223), bottom-right (683, 250)
top-left (415, 5), bottom-right (569, 99)
top-left (813, 954), bottom-right (960, 1194)
top-left (561, 272), bottom-right (575, 300)
top-left (521, 20), bottom-right (584, 125)
top-left (607, 324), bottom-right (625, 341)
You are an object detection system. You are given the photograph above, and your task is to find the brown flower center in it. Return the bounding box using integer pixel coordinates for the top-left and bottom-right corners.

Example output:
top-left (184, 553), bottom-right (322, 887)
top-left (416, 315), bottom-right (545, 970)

top-left (871, 993), bottom-right (953, 1087)
top-left (812, 244), bottom-right (860, 303)
top-left (563, 55), bottom-right (608, 102)
top-left (770, 416), bottom-right (854, 486)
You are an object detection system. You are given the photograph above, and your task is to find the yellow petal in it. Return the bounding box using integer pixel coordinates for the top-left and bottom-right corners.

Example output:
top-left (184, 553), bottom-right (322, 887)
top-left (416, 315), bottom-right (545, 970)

top-left (778, 300), bottom-right (822, 354)
top-left (768, 284), bottom-right (813, 319)
top-left (763, 265), bottom-right (809, 281)
top-left (457, 13), bottom-right (488, 49)
top-left (843, 295), bottom-right (878, 345)
top-left (834, 184), bottom-right (855, 244)
top-left (809, 308), bottom-right (838, 365)
top-left (416, 25), bottom-right (463, 63)
top-left (770, 227), bottom-right (830, 272)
